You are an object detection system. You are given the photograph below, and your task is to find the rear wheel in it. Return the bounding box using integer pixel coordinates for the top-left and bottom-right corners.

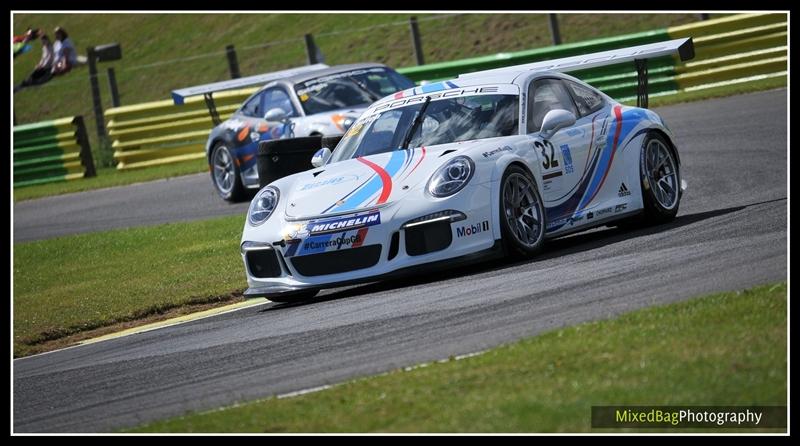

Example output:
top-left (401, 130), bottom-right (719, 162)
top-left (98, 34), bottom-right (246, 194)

top-left (499, 165), bottom-right (546, 258)
top-left (639, 132), bottom-right (681, 223)
top-left (210, 142), bottom-right (246, 202)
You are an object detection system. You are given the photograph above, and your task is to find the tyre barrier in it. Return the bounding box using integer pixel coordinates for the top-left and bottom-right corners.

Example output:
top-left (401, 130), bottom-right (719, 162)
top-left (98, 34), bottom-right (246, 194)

top-left (13, 116), bottom-right (96, 188)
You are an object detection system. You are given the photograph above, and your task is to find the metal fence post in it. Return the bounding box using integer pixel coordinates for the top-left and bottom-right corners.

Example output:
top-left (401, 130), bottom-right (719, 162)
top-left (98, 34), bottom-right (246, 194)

top-left (226, 44), bottom-right (241, 79)
top-left (86, 47), bottom-right (106, 138)
top-left (107, 67), bottom-right (121, 107)
top-left (305, 34), bottom-right (319, 65)
top-left (548, 14), bottom-right (562, 45)
top-left (409, 16), bottom-right (425, 66)
top-left (73, 115), bottom-right (96, 177)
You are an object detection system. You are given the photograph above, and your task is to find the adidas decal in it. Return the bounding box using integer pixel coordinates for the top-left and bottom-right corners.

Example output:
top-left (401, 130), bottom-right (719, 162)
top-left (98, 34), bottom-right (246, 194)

top-left (618, 182), bottom-right (631, 197)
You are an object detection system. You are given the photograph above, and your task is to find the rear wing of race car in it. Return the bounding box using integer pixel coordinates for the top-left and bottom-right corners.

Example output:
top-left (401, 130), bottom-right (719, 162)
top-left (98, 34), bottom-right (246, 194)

top-left (170, 63), bottom-right (329, 125)
top-left (459, 37), bottom-right (694, 108)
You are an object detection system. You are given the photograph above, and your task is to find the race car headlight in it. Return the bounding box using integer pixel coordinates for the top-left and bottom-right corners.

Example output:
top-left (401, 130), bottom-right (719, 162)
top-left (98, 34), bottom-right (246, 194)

top-left (248, 186), bottom-right (280, 226)
top-left (427, 156), bottom-right (475, 198)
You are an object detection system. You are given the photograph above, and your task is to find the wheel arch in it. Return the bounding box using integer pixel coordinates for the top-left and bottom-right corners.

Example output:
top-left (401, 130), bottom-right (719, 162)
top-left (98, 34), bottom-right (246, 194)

top-left (207, 137), bottom-right (248, 187)
top-left (207, 137), bottom-right (251, 200)
top-left (646, 127), bottom-right (681, 168)
top-left (637, 127), bottom-right (683, 221)
top-left (641, 127), bottom-right (684, 204)
top-left (206, 137), bottom-right (226, 163)
top-left (488, 154), bottom-right (545, 241)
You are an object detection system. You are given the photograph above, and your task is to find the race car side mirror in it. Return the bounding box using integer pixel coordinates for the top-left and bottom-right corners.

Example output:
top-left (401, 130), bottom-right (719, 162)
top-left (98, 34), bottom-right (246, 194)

top-left (265, 108), bottom-right (288, 122)
top-left (539, 109), bottom-right (577, 140)
top-left (311, 147), bottom-right (332, 168)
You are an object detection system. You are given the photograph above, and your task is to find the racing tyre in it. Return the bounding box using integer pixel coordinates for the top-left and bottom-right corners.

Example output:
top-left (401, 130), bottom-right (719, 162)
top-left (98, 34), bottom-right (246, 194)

top-left (211, 142), bottom-right (247, 202)
top-left (639, 132), bottom-right (681, 224)
top-left (499, 165), bottom-right (546, 258)
top-left (268, 289), bottom-right (320, 303)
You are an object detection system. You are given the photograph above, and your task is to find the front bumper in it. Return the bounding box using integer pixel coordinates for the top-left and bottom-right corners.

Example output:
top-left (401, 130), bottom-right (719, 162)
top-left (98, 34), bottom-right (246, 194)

top-left (243, 239), bottom-right (504, 298)
top-left (241, 182), bottom-right (497, 298)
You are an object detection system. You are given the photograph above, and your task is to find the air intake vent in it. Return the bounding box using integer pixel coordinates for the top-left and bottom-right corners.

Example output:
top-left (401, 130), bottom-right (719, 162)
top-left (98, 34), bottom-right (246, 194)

top-left (291, 245), bottom-right (382, 276)
top-left (387, 232), bottom-right (400, 261)
top-left (246, 249), bottom-right (282, 278)
top-left (405, 220), bottom-right (452, 256)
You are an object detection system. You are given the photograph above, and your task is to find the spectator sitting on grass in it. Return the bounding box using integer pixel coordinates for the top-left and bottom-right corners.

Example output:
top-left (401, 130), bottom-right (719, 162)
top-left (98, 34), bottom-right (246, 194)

top-left (52, 27), bottom-right (88, 74)
top-left (14, 33), bottom-right (54, 92)
top-left (52, 26), bottom-right (79, 75)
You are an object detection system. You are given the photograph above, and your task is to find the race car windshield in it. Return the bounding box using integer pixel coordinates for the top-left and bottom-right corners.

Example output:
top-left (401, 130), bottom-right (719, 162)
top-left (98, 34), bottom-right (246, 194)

top-left (295, 67), bottom-right (415, 115)
top-left (330, 94), bottom-right (519, 163)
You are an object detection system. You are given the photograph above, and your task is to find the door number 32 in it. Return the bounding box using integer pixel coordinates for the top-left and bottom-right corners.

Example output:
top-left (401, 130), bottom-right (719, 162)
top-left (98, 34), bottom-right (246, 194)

top-left (534, 140), bottom-right (560, 170)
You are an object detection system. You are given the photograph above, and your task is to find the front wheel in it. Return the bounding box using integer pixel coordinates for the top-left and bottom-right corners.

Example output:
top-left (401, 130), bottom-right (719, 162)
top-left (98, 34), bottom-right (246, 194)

top-left (210, 143), bottom-right (246, 202)
top-left (499, 165), bottom-right (546, 258)
top-left (639, 132), bottom-right (681, 224)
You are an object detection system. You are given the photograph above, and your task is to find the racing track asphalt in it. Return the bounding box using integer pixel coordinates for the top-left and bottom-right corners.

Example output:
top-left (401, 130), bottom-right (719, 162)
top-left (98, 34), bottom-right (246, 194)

top-left (13, 89), bottom-right (788, 432)
top-left (13, 171), bottom-right (250, 243)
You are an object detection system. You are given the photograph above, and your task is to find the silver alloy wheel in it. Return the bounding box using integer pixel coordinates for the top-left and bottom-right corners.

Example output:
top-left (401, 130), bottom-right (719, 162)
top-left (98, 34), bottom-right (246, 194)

top-left (502, 172), bottom-right (543, 247)
top-left (645, 139), bottom-right (679, 210)
top-left (213, 146), bottom-right (235, 194)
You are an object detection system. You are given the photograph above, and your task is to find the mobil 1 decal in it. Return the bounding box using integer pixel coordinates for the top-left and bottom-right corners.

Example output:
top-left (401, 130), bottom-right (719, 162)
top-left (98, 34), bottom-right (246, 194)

top-left (456, 220), bottom-right (490, 238)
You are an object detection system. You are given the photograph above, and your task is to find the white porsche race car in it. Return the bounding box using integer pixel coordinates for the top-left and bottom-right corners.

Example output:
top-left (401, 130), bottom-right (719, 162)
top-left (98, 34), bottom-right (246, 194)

top-left (240, 38), bottom-right (694, 301)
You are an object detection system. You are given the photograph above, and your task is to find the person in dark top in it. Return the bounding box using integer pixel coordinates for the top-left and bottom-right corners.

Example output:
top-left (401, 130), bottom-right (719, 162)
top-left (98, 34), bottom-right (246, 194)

top-left (14, 33), bottom-right (54, 92)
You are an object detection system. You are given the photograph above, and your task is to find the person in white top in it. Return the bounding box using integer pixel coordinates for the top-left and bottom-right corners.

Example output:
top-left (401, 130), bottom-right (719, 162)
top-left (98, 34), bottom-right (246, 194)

top-left (52, 26), bottom-right (78, 75)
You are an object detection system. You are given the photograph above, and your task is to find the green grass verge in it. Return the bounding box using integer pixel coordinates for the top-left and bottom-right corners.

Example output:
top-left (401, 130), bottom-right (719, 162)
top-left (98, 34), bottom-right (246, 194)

top-left (13, 157), bottom-right (209, 202)
top-left (13, 213), bottom-right (245, 357)
top-left (13, 13), bottom-right (710, 167)
top-left (131, 283), bottom-right (787, 433)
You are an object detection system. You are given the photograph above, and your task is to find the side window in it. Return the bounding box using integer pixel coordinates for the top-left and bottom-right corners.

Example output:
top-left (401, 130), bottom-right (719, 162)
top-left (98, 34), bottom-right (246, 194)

top-left (566, 80), bottom-right (605, 117)
top-left (240, 92), bottom-right (263, 117)
top-left (526, 79), bottom-right (578, 133)
top-left (262, 88), bottom-right (296, 118)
